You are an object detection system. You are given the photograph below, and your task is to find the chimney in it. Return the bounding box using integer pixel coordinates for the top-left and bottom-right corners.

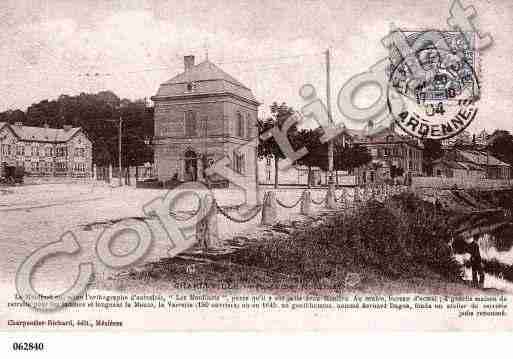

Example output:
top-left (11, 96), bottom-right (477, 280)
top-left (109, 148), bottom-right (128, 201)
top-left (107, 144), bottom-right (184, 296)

top-left (184, 55), bottom-right (195, 72)
top-left (63, 124), bottom-right (72, 132)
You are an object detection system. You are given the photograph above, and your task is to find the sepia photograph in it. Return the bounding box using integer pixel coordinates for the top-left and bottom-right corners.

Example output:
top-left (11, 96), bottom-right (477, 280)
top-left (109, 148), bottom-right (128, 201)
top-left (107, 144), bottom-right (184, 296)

top-left (0, 0), bottom-right (512, 345)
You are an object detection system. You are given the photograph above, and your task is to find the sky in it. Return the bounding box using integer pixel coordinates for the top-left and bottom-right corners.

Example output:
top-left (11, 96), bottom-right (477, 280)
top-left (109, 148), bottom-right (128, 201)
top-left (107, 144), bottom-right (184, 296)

top-left (1, 0), bottom-right (512, 134)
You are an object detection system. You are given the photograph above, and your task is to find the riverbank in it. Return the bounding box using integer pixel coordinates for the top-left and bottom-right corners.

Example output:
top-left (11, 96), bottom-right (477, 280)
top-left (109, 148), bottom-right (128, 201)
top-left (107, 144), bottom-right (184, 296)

top-left (102, 191), bottom-right (507, 295)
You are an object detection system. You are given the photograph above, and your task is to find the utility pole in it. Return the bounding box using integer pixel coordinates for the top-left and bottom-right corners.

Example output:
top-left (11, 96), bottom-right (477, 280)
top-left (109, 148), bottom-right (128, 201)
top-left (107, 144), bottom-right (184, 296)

top-left (118, 115), bottom-right (123, 187)
top-left (326, 49), bottom-right (334, 187)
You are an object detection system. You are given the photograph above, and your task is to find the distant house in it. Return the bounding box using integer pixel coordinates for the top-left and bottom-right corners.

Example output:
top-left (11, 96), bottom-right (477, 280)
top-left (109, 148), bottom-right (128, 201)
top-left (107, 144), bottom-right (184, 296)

top-left (474, 129), bottom-right (490, 147)
top-left (432, 159), bottom-right (485, 180)
top-left (456, 149), bottom-right (511, 179)
top-left (432, 149), bottom-right (510, 180)
top-left (351, 128), bottom-right (423, 184)
top-left (441, 129), bottom-right (473, 148)
top-left (0, 122), bottom-right (92, 177)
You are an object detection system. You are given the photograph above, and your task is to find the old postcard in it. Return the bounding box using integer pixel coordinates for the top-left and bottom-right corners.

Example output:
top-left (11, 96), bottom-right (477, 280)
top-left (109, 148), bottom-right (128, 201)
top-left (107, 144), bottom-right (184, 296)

top-left (1, 0), bottom-right (513, 339)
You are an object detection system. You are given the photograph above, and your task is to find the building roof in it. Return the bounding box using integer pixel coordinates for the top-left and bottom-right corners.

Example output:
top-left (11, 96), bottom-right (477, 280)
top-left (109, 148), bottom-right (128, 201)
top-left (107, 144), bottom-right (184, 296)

top-left (351, 127), bottom-right (422, 148)
top-left (457, 161), bottom-right (485, 171)
top-left (457, 150), bottom-right (511, 167)
top-left (8, 124), bottom-right (82, 143)
top-left (153, 59), bottom-right (257, 102)
top-left (433, 159), bottom-right (479, 171)
top-left (164, 60), bottom-right (247, 87)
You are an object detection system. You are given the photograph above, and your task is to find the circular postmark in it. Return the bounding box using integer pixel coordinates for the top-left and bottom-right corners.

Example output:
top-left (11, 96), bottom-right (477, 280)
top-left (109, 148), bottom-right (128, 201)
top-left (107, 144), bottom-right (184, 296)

top-left (387, 47), bottom-right (480, 140)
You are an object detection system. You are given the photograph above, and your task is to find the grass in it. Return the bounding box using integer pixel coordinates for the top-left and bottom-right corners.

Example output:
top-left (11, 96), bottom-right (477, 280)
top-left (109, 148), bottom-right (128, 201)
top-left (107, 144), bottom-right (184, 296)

top-left (104, 192), bottom-right (473, 294)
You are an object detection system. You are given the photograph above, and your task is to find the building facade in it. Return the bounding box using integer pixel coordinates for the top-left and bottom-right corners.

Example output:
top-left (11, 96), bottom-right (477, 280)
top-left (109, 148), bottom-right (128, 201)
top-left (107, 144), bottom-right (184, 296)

top-left (353, 128), bottom-right (423, 184)
top-left (433, 149), bottom-right (511, 180)
top-left (432, 159), bottom-right (485, 180)
top-left (0, 122), bottom-right (92, 177)
top-left (151, 56), bottom-right (260, 186)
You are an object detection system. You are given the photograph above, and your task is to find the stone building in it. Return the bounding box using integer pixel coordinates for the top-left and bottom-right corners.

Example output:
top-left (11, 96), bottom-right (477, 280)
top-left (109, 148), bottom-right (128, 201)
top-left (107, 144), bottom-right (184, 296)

top-left (352, 128), bottom-right (424, 184)
top-left (151, 56), bottom-right (260, 186)
top-left (435, 149), bottom-right (511, 180)
top-left (0, 122), bottom-right (92, 177)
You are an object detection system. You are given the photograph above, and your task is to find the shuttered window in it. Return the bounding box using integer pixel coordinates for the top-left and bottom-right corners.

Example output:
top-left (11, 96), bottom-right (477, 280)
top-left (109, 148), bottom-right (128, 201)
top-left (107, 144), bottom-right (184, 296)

top-left (237, 112), bottom-right (244, 138)
top-left (185, 111), bottom-right (197, 137)
top-left (233, 150), bottom-right (245, 174)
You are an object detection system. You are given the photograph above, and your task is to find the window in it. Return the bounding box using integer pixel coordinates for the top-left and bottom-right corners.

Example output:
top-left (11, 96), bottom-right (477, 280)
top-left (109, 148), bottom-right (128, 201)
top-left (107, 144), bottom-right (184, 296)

top-left (246, 113), bottom-right (252, 138)
top-left (186, 81), bottom-right (196, 92)
top-left (201, 116), bottom-right (208, 137)
top-left (56, 162), bottom-right (67, 172)
top-left (237, 112), bottom-right (244, 138)
top-left (17, 145), bottom-right (24, 156)
top-left (185, 111), bottom-right (197, 137)
top-left (233, 151), bottom-right (245, 174)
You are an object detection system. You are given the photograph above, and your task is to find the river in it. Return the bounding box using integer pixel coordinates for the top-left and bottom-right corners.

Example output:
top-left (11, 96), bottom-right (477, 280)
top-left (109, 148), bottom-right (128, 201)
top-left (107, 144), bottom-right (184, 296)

top-left (458, 222), bottom-right (513, 293)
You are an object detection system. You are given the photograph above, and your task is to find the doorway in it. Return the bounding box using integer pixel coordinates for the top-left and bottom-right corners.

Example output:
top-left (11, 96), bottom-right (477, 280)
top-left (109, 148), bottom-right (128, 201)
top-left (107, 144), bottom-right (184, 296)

top-left (184, 150), bottom-right (198, 182)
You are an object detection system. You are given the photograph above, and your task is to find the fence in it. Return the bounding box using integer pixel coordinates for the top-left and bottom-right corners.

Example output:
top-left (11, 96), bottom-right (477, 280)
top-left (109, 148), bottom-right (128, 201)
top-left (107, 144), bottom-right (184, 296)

top-left (412, 176), bottom-right (513, 190)
top-left (94, 164), bottom-right (156, 185)
top-left (193, 184), bottom-right (409, 249)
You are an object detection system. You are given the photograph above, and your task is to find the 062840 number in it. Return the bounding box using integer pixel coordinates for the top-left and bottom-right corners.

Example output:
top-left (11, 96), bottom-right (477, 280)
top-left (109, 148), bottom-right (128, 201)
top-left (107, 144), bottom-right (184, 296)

top-left (12, 342), bottom-right (45, 351)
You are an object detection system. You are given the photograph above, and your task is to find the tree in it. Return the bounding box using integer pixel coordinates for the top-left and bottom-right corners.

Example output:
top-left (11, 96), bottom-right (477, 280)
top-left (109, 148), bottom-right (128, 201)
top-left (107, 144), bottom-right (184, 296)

top-left (488, 130), bottom-right (513, 166)
top-left (0, 109), bottom-right (27, 124)
top-left (390, 165), bottom-right (404, 178)
top-left (422, 139), bottom-right (443, 175)
top-left (0, 91), bottom-right (154, 167)
top-left (334, 143), bottom-right (372, 172)
top-left (295, 129), bottom-right (372, 186)
top-left (295, 128), bottom-right (326, 187)
top-left (257, 102), bottom-right (298, 188)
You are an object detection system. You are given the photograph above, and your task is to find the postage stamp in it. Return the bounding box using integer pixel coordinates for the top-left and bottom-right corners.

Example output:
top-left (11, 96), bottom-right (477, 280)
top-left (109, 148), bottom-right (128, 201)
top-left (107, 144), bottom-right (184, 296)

top-left (387, 31), bottom-right (481, 139)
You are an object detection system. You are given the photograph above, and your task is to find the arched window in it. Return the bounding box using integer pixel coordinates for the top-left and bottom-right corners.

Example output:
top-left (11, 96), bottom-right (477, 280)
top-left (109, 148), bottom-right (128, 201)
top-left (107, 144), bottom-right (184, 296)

top-left (185, 110), bottom-right (197, 137)
top-left (237, 112), bottom-right (244, 138)
top-left (245, 113), bottom-right (252, 138)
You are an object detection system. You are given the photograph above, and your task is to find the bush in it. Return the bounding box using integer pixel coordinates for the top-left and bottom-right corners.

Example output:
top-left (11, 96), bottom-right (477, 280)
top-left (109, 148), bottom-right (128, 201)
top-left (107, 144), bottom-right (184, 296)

top-left (227, 192), bottom-right (461, 284)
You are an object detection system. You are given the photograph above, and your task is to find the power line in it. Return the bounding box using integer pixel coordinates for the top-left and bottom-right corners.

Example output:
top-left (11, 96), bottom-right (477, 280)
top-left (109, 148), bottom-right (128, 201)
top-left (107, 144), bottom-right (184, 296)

top-left (75, 51), bottom-right (323, 77)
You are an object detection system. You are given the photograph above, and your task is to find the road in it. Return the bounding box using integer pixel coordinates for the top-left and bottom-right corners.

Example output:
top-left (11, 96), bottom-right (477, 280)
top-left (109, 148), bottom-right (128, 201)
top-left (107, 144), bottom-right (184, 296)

top-left (0, 182), bottom-right (350, 294)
